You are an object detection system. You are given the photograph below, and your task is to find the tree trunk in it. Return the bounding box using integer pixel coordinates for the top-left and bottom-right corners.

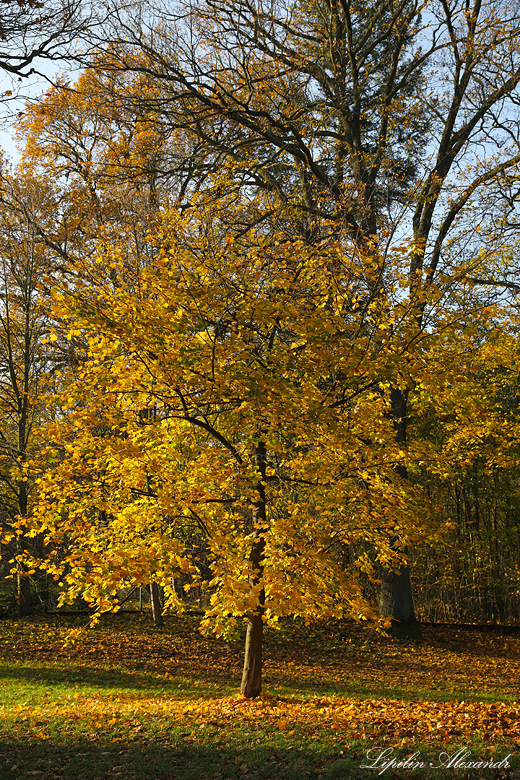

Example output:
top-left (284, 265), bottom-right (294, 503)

top-left (240, 602), bottom-right (264, 698)
top-left (16, 537), bottom-right (31, 617)
top-left (150, 581), bottom-right (164, 627)
top-left (240, 443), bottom-right (267, 698)
top-left (380, 545), bottom-right (421, 638)
top-left (17, 568), bottom-right (31, 617)
top-left (380, 388), bottom-right (421, 639)
top-left (16, 477), bottom-right (31, 617)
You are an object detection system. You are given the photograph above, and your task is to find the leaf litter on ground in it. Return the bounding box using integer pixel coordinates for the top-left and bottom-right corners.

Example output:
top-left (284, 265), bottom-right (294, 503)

top-left (0, 613), bottom-right (519, 779)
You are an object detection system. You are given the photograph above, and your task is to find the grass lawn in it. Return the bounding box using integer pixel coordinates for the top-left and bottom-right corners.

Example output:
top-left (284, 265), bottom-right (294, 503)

top-left (0, 612), bottom-right (519, 779)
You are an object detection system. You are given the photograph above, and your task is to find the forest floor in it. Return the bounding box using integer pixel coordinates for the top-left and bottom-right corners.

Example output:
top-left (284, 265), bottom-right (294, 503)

top-left (0, 612), bottom-right (519, 779)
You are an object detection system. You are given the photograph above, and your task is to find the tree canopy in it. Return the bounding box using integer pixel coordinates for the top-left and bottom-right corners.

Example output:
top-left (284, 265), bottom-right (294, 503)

top-left (2, 0), bottom-right (520, 696)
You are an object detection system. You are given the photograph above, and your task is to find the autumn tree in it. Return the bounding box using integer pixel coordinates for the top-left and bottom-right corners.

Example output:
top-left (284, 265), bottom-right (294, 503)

top-left (10, 70), bottom-right (223, 621)
top-left (0, 169), bottom-right (57, 615)
top-left (75, 0), bottom-right (520, 635)
top-left (7, 0), bottom-right (520, 640)
top-left (15, 61), bottom-right (218, 213)
top-left (26, 193), bottom-right (440, 696)
top-left (409, 293), bottom-right (520, 624)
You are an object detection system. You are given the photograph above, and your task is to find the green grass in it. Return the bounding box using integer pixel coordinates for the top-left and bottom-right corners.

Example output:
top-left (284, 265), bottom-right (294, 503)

top-left (0, 613), bottom-right (518, 779)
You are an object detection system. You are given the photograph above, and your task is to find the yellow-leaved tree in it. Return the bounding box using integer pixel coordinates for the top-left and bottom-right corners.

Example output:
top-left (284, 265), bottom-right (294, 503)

top-left (28, 199), bottom-right (436, 697)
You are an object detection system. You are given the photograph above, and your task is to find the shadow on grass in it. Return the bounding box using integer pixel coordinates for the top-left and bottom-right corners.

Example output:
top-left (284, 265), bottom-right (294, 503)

top-left (0, 663), bottom-right (463, 706)
top-left (272, 677), bottom-right (510, 704)
top-left (0, 734), bottom-right (362, 780)
top-left (0, 663), bottom-right (240, 697)
top-left (0, 663), bottom-right (166, 691)
top-left (0, 662), bottom-right (506, 707)
top-left (0, 733), bottom-right (516, 780)
top-left (0, 660), bottom-right (242, 695)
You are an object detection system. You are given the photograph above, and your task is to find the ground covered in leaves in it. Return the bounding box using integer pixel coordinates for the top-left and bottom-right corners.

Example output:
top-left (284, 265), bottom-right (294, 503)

top-left (0, 613), bottom-right (519, 779)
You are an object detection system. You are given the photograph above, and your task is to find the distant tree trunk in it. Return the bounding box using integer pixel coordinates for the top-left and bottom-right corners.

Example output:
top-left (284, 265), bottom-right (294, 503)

top-left (16, 537), bottom-right (31, 617)
top-left (240, 443), bottom-right (267, 698)
top-left (380, 388), bottom-right (421, 639)
top-left (380, 546), bottom-right (420, 638)
top-left (150, 582), bottom-right (164, 627)
top-left (16, 476), bottom-right (31, 617)
top-left (17, 573), bottom-right (31, 616)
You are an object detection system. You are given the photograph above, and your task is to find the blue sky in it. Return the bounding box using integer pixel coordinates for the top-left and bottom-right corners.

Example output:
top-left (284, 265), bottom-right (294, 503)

top-left (0, 62), bottom-right (73, 165)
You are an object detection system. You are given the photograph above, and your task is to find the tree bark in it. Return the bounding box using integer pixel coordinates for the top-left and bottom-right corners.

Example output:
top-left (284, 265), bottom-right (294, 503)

top-left (380, 545), bottom-right (420, 638)
top-left (16, 570), bottom-right (31, 617)
top-left (240, 600), bottom-right (265, 698)
top-left (380, 387), bottom-right (421, 639)
top-left (16, 475), bottom-right (31, 617)
top-left (240, 443), bottom-right (267, 698)
top-left (150, 581), bottom-right (164, 627)
top-left (16, 536), bottom-right (31, 617)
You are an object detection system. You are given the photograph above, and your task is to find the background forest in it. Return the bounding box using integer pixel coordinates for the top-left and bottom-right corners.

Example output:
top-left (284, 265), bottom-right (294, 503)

top-left (1, 0), bottom-right (520, 699)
